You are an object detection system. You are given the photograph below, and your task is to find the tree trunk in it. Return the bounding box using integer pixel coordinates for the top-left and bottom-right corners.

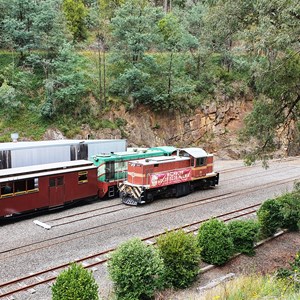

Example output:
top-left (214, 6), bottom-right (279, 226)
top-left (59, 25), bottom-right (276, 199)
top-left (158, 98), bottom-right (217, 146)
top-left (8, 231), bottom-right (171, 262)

top-left (167, 52), bottom-right (173, 98)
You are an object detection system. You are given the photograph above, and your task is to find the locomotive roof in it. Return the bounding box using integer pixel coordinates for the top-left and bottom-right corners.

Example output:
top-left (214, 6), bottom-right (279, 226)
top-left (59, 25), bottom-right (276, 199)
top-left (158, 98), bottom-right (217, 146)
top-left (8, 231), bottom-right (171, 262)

top-left (90, 146), bottom-right (177, 163)
top-left (129, 155), bottom-right (190, 166)
top-left (149, 146), bottom-right (177, 153)
top-left (0, 160), bottom-right (96, 182)
top-left (179, 148), bottom-right (208, 158)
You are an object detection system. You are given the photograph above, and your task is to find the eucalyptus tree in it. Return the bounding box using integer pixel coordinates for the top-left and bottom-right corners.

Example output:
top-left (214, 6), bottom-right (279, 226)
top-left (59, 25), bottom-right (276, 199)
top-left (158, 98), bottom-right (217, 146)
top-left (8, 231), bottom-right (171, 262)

top-left (27, 0), bottom-right (69, 81)
top-left (157, 12), bottom-right (196, 109)
top-left (33, 0), bottom-right (67, 55)
top-left (181, 2), bottom-right (209, 81)
top-left (240, 0), bottom-right (300, 164)
top-left (62, 0), bottom-right (88, 42)
top-left (0, 0), bottom-right (39, 61)
top-left (0, 0), bottom-right (68, 69)
top-left (87, 0), bottom-right (125, 109)
top-left (109, 0), bottom-right (164, 109)
top-left (41, 43), bottom-right (92, 119)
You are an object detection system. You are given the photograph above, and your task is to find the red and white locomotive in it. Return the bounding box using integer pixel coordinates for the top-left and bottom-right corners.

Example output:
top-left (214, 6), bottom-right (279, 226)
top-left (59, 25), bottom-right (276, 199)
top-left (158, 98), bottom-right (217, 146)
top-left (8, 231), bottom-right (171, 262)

top-left (119, 148), bottom-right (219, 205)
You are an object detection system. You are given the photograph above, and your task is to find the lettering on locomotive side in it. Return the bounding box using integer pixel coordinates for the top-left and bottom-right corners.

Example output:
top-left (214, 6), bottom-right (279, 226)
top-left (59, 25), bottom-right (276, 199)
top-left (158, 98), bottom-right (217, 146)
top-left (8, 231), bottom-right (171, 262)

top-left (150, 168), bottom-right (192, 187)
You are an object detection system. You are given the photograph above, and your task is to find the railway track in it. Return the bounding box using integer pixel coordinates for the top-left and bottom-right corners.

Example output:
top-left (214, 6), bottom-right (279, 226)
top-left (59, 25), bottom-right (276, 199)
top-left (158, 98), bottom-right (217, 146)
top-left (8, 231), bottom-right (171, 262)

top-left (0, 203), bottom-right (260, 299)
top-left (0, 159), bottom-right (291, 228)
top-left (218, 156), bottom-right (300, 174)
top-left (1, 174), bottom-right (298, 261)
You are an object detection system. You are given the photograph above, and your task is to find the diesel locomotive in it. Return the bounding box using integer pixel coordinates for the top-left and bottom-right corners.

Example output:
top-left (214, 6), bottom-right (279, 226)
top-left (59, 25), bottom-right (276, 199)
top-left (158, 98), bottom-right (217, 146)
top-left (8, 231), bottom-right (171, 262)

top-left (119, 148), bottom-right (219, 205)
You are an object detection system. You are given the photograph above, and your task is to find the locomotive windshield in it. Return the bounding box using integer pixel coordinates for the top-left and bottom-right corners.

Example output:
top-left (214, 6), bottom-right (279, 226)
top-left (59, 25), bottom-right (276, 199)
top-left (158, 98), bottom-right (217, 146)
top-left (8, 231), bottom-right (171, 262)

top-left (105, 161), bottom-right (115, 181)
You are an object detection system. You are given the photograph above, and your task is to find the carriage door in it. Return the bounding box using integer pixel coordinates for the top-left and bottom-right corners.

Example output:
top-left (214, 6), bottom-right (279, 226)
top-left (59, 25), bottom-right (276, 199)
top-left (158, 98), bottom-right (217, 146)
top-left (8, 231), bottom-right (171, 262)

top-left (49, 176), bottom-right (65, 207)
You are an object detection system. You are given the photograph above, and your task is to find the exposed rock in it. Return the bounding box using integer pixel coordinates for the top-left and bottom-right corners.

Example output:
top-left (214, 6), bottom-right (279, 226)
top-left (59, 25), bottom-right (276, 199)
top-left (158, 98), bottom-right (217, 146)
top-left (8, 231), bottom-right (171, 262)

top-left (41, 98), bottom-right (284, 160)
top-left (197, 273), bottom-right (236, 294)
top-left (43, 128), bottom-right (66, 140)
top-left (100, 99), bottom-right (253, 159)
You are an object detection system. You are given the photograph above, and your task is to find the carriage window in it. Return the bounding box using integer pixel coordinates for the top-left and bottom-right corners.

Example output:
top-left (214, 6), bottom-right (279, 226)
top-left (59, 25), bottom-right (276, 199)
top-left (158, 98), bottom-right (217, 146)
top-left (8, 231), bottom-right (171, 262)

top-left (78, 171), bottom-right (88, 183)
top-left (195, 157), bottom-right (206, 167)
top-left (34, 178), bottom-right (39, 189)
top-left (49, 178), bottom-right (56, 187)
top-left (27, 178), bottom-right (38, 190)
top-left (57, 177), bottom-right (64, 186)
top-left (49, 177), bottom-right (64, 187)
top-left (0, 179), bottom-right (39, 197)
top-left (1, 183), bottom-right (13, 196)
top-left (14, 180), bottom-right (26, 193)
top-left (154, 164), bottom-right (159, 167)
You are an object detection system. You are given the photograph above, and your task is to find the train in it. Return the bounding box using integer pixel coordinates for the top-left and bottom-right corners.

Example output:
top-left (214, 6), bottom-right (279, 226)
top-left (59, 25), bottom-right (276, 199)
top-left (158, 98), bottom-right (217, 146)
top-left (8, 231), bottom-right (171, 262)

top-left (0, 146), bottom-right (175, 219)
top-left (0, 146), bottom-right (218, 219)
top-left (119, 148), bottom-right (219, 205)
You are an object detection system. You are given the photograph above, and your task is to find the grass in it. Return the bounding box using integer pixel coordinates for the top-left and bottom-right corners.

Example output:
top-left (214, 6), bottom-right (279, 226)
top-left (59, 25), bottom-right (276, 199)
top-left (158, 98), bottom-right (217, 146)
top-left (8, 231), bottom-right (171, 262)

top-left (0, 51), bottom-right (18, 68)
top-left (201, 274), bottom-right (300, 300)
top-left (1, 111), bottom-right (49, 141)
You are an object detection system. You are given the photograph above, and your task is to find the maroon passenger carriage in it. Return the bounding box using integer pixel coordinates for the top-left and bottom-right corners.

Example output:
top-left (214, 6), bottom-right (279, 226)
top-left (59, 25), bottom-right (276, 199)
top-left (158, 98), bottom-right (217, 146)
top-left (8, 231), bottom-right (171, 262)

top-left (119, 148), bottom-right (219, 205)
top-left (0, 160), bottom-right (98, 219)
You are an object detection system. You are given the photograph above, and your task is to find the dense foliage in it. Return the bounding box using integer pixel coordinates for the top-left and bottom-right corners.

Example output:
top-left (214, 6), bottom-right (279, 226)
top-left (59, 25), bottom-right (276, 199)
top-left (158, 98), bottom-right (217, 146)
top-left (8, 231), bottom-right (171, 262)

top-left (197, 218), bottom-right (234, 265)
top-left (277, 186), bottom-right (300, 232)
top-left (257, 185), bottom-right (300, 237)
top-left (227, 219), bottom-right (260, 256)
top-left (156, 229), bottom-right (201, 289)
top-left (52, 263), bottom-right (99, 300)
top-left (107, 238), bottom-right (165, 300)
top-left (0, 0), bottom-right (299, 160)
top-left (257, 199), bottom-right (283, 238)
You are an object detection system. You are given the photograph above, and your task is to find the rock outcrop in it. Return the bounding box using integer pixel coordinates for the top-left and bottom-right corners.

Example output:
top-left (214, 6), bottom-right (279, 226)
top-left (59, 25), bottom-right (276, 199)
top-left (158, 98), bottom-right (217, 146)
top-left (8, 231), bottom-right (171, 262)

top-left (65, 99), bottom-right (254, 159)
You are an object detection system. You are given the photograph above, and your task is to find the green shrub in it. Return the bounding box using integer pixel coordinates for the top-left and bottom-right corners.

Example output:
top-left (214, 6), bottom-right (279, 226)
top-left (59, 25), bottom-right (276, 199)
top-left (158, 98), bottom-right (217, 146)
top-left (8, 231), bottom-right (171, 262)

top-left (108, 238), bottom-right (165, 300)
top-left (277, 191), bottom-right (300, 232)
top-left (257, 199), bottom-right (283, 238)
top-left (197, 218), bottom-right (234, 266)
top-left (156, 229), bottom-right (201, 289)
top-left (227, 219), bottom-right (260, 256)
top-left (52, 263), bottom-right (99, 300)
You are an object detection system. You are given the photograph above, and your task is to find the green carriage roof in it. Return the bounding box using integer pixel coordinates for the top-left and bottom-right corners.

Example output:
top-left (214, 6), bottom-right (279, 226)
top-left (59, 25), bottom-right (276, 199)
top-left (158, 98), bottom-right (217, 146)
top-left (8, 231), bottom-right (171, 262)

top-left (90, 146), bottom-right (177, 165)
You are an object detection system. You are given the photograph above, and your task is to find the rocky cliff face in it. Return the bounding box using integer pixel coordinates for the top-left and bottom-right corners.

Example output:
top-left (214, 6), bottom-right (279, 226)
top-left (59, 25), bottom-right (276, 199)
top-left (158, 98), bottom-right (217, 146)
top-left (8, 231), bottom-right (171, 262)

top-left (61, 99), bottom-right (253, 159)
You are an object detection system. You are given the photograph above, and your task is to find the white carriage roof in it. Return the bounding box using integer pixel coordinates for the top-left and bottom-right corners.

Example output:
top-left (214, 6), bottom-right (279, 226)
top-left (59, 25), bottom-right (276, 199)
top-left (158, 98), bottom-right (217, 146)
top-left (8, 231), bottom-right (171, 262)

top-left (0, 139), bottom-right (125, 150)
top-left (180, 148), bottom-right (208, 158)
top-left (0, 160), bottom-right (94, 178)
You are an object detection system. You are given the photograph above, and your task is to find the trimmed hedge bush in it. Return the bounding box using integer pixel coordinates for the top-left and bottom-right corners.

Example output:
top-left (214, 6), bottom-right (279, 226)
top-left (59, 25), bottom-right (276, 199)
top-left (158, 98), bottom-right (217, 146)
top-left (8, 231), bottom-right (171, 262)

top-left (277, 191), bottom-right (300, 232)
top-left (107, 238), bottom-right (165, 300)
top-left (52, 263), bottom-right (99, 300)
top-left (197, 218), bottom-right (234, 265)
top-left (257, 198), bottom-right (283, 238)
top-left (156, 229), bottom-right (201, 289)
top-left (227, 219), bottom-right (260, 256)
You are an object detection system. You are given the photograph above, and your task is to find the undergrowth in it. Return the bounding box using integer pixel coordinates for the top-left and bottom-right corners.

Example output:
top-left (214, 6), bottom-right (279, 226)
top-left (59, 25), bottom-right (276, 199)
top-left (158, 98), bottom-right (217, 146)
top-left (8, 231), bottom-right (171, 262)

top-left (202, 274), bottom-right (300, 300)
